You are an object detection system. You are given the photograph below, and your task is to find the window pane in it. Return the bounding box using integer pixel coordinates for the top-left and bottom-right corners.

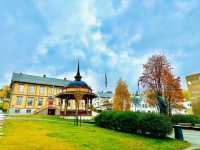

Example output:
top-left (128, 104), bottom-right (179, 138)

top-left (16, 96), bottom-right (23, 105)
top-left (15, 109), bottom-right (20, 113)
top-left (38, 98), bottom-right (43, 106)
top-left (50, 87), bottom-right (54, 95)
top-left (40, 86), bottom-right (45, 94)
top-left (26, 109), bottom-right (31, 113)
top-left (27, 97), bottom-right (33, 106)
top-left (19, 84), bottom-right (24, 93)
top-left (29, 85), bottom-right (34, 93)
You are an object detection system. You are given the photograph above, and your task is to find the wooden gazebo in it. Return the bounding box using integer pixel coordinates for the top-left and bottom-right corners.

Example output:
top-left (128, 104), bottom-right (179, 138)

top-left (56, 61), bottom-right (97, 125)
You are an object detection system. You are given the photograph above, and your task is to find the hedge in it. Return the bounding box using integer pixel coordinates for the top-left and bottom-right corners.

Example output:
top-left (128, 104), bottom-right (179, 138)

top-left (95, 111), bottom-right (172, 138)
top-left (171, 115), bottom-right (200, 125)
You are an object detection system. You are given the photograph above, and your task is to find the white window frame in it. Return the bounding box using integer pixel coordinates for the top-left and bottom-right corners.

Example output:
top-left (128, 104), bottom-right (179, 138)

top-left (16, 96), bottom-right (23, 105)
top-left (40, 86), bottom-right (45, 94)
top-left (29, 85), bottom-right (35, 94)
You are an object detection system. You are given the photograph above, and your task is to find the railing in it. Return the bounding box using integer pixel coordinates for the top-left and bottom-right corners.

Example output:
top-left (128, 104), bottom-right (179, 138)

top-left (33, 106), bottom-right (48, 114)
top-left (33, 106), bottom-right (61, 115)
top-left (60, 110), bottom-right (92, 116)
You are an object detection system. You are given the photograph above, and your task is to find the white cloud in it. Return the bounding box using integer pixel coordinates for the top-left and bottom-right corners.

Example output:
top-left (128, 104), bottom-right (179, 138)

top-left (56, 69), bottom-right (99, 92)
top-left (121, 0), bottom-right (129, 7)
top-left (32, 0), bottom-right (98, 60)
top-left (81, 1), bottom-right (101, 28)
top-left (28, 0), bottom-right (191, 92)
top-left (0, 72), bottom-right (12, 87)
top-left (174, 0), bottom-right (198, 18)
top-left (92, 31), bottom-right (103, 42)
top-left (126, 33), bottom-right (143, 47)
top-left (72, 49), bottom-right (86, 60)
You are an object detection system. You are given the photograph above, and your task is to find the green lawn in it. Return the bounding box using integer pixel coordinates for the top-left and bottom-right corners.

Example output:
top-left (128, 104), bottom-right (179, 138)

top-left (0, 115), bottom-right (190, 150)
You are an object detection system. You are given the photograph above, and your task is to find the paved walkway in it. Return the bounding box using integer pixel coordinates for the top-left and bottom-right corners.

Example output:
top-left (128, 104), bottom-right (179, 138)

top-left (0, 113), bottom-right (5, 137)
top-left (170, 129), bottom-right (200, 149)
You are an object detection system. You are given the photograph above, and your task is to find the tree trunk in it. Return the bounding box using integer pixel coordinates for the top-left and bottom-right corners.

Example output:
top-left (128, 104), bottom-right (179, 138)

top-left (157, 94), bottom-right (167, 115)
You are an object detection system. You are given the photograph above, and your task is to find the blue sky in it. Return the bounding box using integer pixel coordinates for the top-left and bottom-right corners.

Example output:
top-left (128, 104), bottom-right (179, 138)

top-left (0, 0), bottom-right (200, 92)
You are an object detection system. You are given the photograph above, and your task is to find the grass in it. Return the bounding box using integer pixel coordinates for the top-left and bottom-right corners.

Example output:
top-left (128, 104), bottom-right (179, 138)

top-left (0, 115), bottom-right (190, 150)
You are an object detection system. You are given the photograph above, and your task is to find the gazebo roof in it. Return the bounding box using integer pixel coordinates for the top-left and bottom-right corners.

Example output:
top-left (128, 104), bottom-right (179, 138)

top-left (56, 91), bottom-right (97, 99)
top-left (66, 80), bottom-right (91, 90)
top-left (56, 60), bottom-right (97, 99)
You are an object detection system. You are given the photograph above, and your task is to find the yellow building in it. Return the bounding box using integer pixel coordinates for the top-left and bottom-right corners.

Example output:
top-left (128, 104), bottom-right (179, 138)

top-left (9, 73), bottom-right (69, 115)
top-left (186, 73), bottom-right (200, 115)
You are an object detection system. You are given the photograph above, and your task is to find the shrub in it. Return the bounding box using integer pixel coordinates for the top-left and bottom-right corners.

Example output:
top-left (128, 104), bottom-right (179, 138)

top-left (95, 111), bottom-right (115, 129)
top-left (171, 115), bottom-right (200, 125)
top-left (0, 103), bottom-right (3, 110)
top-left (140, 113), bottom-right (172, 137)
top-left (114, 112), bottom-right (140, 133)
top-left (95, 111), bottom-right (172, 138)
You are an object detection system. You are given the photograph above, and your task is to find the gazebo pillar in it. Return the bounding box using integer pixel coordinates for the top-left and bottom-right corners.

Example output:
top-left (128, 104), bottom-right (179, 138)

top-left (85, 98), bottom-right (88, 111)
top-left (90, 99), bottom-right (92, 108)
top-left (74, 94), bottom-right (83, 126)
top-left (60, 99), bottom-right (63, 116)
top-left (64, 99), bottom-right (67, 116)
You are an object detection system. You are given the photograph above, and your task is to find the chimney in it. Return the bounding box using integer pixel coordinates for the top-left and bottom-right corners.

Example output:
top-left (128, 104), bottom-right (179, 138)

top-left (43, 74), bottom-right (46, 78)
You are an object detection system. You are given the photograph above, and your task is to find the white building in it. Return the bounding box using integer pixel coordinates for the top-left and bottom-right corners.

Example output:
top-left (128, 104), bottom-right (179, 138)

top-left (131, 93), bottom-right (158, 113)
top-left (172, 101), bottom-right (193, 115)
top-left (93, 91), bottom-right (113, 111)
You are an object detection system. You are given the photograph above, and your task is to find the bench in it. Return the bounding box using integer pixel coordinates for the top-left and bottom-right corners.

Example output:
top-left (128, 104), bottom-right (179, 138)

top-left (176, 123), bottom-right (200, 131)
top-left (178, 123), bottom-right (192, 127)
top-left (194, 124), bottom-right (200, 128)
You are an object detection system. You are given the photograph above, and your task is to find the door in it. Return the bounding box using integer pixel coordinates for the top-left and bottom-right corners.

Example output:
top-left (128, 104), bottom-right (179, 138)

top-left (48, 109), bottom-right (55, 115)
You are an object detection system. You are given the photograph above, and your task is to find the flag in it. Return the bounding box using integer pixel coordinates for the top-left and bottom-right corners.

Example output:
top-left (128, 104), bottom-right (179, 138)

top-left (105, 73), bottom-right (108, 89)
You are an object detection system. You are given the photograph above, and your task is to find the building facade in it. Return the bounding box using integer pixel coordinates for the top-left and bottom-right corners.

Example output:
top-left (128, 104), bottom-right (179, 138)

top-left (186, 73), bottom-right (200, 115)
top-left (93, 91), bottom-right (113, 111)
top-left (171, 101), bottom-right (192, 115)
top-left (186, 73), bottom-right (200, 101)
top-left (9, 73), bottom-right (69, 115)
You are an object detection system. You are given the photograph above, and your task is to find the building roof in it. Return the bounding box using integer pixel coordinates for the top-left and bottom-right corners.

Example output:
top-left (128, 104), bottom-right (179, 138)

top-left (11, 73), bottom-right (69, 87)
top-left (186, 73), bottom-right (200, 80)
top-left (97, 91), bottom-right (113, 98)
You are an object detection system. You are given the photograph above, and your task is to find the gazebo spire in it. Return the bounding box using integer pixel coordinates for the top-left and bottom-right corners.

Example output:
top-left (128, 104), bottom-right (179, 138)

top-left (75, 60), bottom-right (82, 81)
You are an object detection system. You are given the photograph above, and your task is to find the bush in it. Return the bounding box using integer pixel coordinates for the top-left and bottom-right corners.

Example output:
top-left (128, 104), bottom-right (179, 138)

top-left (0, 103), bottom-right (3, 110)
top-left (95, 111), bottom-right (172, 138)
top-left (140, 113), bottom-right (172, 137)
top-left (171, 115), bottom-right (200, 125)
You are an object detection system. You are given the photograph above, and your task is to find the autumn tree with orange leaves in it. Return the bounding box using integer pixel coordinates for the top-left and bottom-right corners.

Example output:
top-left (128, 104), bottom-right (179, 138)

top-left (163, 70), bottom-right (183, 116)
top-left (139, 54), bottom-right (183, 116)
top-left (113, 79), bottom-right (131, 111)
